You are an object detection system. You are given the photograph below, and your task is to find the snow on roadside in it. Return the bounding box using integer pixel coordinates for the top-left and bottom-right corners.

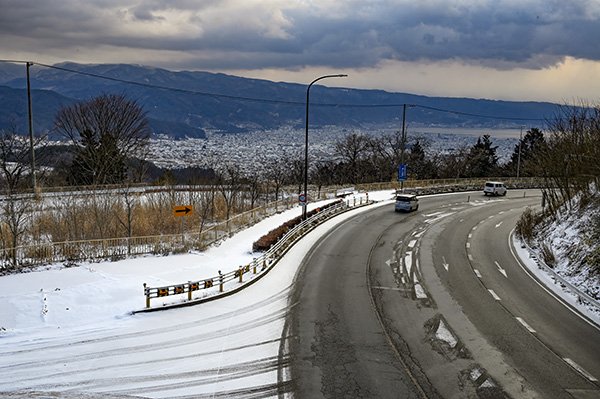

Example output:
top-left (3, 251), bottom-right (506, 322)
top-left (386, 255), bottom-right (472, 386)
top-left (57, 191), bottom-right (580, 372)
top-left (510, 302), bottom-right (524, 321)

top-left (0, 191), bottom-right (394, 336)
top-left (512, 236), bottom-right (600, 326)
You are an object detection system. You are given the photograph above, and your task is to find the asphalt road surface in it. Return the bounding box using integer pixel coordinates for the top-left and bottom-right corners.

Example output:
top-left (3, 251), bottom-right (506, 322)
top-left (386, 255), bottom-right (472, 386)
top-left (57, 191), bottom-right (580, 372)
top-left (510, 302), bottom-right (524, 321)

top-left (285, 190), bottom-right (600, 399)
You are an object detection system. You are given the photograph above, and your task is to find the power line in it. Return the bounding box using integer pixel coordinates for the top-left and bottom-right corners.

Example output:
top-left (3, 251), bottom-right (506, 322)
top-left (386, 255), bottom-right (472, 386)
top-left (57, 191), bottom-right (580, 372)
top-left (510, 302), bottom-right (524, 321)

top-left (1, 59), bottom-right (547, 122)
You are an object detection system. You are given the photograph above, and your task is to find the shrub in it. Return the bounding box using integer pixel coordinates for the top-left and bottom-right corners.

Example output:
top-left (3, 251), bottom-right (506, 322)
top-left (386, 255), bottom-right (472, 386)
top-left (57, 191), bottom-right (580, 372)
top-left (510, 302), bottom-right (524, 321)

top-left (252, 200), bottom-right (343, 252)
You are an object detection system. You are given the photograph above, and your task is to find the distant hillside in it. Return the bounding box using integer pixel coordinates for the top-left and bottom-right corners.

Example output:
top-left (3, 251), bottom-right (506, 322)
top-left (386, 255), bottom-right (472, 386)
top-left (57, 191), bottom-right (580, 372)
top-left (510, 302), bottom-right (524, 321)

top-left (0, 62), bottom-right (560, 138)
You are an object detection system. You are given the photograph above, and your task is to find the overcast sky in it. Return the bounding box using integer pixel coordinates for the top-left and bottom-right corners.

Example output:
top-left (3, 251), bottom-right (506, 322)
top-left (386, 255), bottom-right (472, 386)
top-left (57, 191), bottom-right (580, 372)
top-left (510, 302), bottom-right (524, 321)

top-left (1, 0), bottom-right (599, 102)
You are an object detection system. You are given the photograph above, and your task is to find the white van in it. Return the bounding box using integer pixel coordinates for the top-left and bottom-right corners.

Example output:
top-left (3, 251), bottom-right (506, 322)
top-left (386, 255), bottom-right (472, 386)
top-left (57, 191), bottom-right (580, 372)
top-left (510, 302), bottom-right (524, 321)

top-left (395, 194), bottom-right (419, 212)
top-left (483, 181), bottom-right (507, 196)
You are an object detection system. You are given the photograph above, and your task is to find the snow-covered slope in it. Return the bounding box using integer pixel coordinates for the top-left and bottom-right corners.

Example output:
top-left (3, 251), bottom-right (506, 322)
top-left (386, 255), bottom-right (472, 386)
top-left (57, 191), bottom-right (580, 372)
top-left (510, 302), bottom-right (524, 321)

top-left (530, 191), bottom-right (600, 300)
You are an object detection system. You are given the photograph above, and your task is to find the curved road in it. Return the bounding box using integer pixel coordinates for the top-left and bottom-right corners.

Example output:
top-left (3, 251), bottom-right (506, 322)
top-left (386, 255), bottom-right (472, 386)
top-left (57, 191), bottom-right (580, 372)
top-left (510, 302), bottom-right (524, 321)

top-left (285, 191), bottom-right (600, 398)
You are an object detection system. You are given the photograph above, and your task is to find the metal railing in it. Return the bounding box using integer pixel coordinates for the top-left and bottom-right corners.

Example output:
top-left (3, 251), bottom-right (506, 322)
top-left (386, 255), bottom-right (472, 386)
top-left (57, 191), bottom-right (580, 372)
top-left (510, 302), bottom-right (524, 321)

top-left (0, 177), bottom-right (544, 269)
top-left (141, 196), bottom-right (373, 310)
top-left (0, 195), bottom-right (299, 269)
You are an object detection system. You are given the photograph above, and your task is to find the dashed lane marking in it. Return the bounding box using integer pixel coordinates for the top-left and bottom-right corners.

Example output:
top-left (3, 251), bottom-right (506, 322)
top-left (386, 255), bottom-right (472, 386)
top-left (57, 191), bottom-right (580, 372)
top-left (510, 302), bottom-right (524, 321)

top-left (488, 289), bottom-right (501, 301)
top-left (495, 221), bottom-right (503, 228)
top-left (442, 256), bottom-right (449, 271)
top-left (516, 317), bottom-right (536, 333)
top-left (408, 240), bottom-right (417, 248)
top-left (563, 358), bottom-right (598, 382)
top-left (466, 242), bottom-right (471, 249)
top-left (468, 254), bottom-right (473, 261)
top-left (474, 269), bottom-right (482, 278)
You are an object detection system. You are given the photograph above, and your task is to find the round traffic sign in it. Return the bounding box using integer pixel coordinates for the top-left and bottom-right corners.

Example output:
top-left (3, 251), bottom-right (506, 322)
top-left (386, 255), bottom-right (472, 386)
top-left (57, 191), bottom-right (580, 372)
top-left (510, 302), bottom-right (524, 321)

top-left (299, 193), bottom-right (306, 203)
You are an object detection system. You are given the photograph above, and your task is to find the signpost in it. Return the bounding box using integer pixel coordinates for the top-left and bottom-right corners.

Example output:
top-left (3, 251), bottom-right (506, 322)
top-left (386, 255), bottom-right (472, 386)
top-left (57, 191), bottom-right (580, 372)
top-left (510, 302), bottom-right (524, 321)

top-left (173, 205), bottom-right (193, 246)
top-left (398, 163), bottom-right (407, 181)
top-left (299, 193), bottom-right (307, 213)
top-left (173, 205), bottom-right (193, 217)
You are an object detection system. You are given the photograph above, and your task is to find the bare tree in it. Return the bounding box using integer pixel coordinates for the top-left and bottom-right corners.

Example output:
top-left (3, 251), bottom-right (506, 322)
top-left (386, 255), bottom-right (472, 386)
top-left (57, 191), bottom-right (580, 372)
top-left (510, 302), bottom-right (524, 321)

top-left (334, 132), bottom-right (372, 184)
top-left (215, 163), bottom-right (244, 224)
top-left (54, 94), bottom-right (150, 186)
top-left (0, 128), bottom-right (46, 267)
top-left (536, 103), bottom-right (600, 212)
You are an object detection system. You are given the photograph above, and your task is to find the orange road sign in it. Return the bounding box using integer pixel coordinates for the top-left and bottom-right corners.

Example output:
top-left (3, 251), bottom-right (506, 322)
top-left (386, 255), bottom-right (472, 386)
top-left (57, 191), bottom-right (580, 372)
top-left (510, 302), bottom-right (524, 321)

top-left (173, 205), bottom-right (193, 217)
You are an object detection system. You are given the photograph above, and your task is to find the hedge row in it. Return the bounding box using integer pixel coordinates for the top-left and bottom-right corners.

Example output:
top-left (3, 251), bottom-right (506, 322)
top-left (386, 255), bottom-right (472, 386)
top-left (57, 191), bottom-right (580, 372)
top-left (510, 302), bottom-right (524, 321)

top-left (252, 200), bottom-right (343, 252)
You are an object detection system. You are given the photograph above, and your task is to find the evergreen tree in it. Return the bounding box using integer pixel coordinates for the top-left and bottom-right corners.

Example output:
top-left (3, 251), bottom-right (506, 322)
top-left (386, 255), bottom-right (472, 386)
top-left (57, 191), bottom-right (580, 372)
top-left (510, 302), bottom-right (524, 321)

top-left (508, 128), bottom-right (546, 177)
top-left (466, 135), bottom-right (499, 177)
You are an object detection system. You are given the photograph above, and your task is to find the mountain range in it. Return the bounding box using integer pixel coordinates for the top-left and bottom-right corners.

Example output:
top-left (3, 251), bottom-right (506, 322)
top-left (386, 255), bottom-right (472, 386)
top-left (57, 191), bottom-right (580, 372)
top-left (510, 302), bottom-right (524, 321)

top-left (0, 62), bottom-right (559, 139)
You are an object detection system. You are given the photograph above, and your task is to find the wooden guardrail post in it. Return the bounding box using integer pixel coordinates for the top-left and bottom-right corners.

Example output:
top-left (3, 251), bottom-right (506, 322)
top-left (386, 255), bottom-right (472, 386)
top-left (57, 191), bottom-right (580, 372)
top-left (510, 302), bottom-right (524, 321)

top-left (187, 281), bottom-right (192, 301)
top-left (143, 283), bottom-right (150, 308)
top-left (238, 266), bottom-right (243, 283)
top-left (219, 270), bottom-right (224, 292)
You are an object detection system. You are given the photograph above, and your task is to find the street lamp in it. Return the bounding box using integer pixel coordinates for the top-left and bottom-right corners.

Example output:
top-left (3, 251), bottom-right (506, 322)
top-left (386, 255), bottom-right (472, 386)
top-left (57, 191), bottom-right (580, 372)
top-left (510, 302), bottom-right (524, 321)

top-left (303, 74), bottom-right (347, 220)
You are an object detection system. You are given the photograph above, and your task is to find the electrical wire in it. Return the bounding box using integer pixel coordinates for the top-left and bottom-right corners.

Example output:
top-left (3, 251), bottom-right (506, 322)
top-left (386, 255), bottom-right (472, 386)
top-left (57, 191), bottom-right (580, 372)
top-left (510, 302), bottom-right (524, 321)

top-left (1, 59), bottom-right (547, 121)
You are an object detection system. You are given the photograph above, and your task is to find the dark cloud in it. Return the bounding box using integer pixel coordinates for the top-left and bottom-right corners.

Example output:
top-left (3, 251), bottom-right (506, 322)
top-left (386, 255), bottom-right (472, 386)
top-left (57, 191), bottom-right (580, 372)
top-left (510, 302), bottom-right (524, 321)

top-left (1, 0), bottom-right (598, 70)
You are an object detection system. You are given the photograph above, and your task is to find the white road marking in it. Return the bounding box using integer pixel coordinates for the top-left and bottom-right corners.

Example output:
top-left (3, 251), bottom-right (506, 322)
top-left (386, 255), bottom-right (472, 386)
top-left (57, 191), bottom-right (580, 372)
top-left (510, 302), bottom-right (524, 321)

top-left (495, 221), bottom-right (503, 228)
top-left (468, 233), bottom-right (472, 239)
top-left (442, 256), bottom-right (449, 271)
top-left (494, 261), bottom-right (508, 278)
top-left (408, 240), bottom-right (417, 248)
top-left (563, 358), bottom-right (598, 382)
top-left (499, 211), bottom-right (505, 214)
top-left (488, 289), bottom-right (501, 300)
top-left (516, 317), bottom-right (536, 333)
top-left (414, 230), bottom-right (425, 238)
top-left (472, 226), bottom-right (478, 231)
top-left (474, 269), bottom-right (482, 278)
top-left (459, 218), bottom-right (464, 223)
top-left (466, 242), bottom-right (471, 249)
top-left (468, 254), bottom-right (473, 261)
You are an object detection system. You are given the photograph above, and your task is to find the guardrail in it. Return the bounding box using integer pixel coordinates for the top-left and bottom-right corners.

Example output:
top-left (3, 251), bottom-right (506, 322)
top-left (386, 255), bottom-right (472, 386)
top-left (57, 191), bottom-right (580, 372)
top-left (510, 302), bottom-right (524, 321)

top-left (140, 195), bottom-right (373, 310)
top-left (0, 177), bottom-right (545, 270)
top-left (0, 195), bottom-right (298, 269)
top-left (518, 239), bottom-right (600, 315)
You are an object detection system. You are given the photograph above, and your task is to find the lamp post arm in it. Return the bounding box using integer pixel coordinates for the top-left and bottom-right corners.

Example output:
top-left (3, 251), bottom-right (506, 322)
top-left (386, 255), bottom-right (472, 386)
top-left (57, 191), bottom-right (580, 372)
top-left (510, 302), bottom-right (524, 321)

top-left (303, 74), bottom-right (347, 220)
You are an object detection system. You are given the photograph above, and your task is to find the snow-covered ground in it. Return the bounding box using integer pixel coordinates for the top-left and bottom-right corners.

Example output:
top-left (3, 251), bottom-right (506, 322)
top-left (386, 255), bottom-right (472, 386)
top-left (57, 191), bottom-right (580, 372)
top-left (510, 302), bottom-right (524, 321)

top-left (0, 191), bottom-right (393, 398)
top-left (1, 189), bottom-right (597, 398)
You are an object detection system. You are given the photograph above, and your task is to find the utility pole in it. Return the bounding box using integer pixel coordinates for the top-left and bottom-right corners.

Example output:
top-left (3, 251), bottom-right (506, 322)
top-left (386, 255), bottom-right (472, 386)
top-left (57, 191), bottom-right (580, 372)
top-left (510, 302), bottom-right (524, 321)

top-left (26, 62), bottom-right (37, 192)
top-left (516, 126), bottom-right (523, 180)
top-left (399, 103), bottom-right (407, 191)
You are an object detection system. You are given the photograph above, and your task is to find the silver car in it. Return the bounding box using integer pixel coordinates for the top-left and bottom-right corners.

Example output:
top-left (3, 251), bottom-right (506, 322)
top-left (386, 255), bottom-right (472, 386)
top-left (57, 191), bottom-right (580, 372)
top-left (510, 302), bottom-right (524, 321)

top-left (483, 181), bottom-right (507, 196)
top-left (395, 194), bottom-right (419, 212)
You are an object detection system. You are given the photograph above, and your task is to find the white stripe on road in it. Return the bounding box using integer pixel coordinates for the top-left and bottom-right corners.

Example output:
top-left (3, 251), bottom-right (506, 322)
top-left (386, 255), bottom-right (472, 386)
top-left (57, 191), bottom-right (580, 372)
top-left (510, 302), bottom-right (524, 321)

top-left (495, 221), bottom-right (503, 228)
top-left (516, 317), bottom-right (536, 333)
top-left (408, 240), bottom-right (417, 248)
top-left (474, 269), bottom-right (482, 278)
top-left (468, 254), bottom-right (473, 261)
top-left (488, 289), bottom-right (501, 300)
top-left (466, 242), bottom-right (471, 249)
top-left (563, 358), bottom-right (598, 382)
top-left (468, 233), bottom-right (472, 239)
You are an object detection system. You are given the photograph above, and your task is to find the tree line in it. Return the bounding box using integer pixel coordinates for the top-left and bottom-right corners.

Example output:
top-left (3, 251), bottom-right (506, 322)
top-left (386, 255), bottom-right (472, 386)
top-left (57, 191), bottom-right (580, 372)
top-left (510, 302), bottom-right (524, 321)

top-left (1, 93), bottom-right (598, 268)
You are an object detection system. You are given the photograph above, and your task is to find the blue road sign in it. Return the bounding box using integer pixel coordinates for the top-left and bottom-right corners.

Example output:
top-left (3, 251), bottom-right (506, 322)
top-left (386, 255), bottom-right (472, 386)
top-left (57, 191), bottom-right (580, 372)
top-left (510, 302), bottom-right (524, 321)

top-left (398, 163), bottom-right (407, 181)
